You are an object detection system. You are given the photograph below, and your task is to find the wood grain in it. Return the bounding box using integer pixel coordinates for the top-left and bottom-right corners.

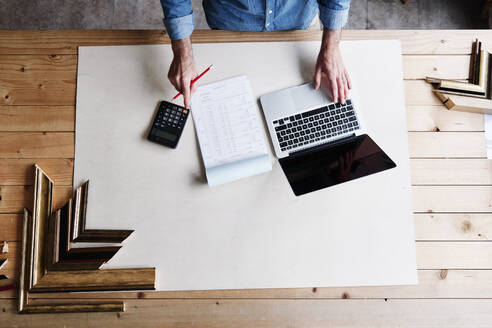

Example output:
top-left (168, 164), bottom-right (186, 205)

top-left (1, 298), bottom-right (492, 327)
top-left (403, 55), bottom-right (470, 80)
top-left (1, 269), bottom-right (492, 300)
top-left (411, 159), bottom-right (492, 185)
top-left (0, 30), bottom-right (488, 55)
top-left (415, 214), bottom-right (492, 241)
top-left (0, 213), bottom-right (22, 241)
top-left (0, 159), bottom-right (73, 185)
top-left (0, 106), bottom-right (74, 131)
top-left (5, 269), bottom-right (489, 300)
top-left (0, 55), bottom-right (76, 105)
top-left (0, 185), bottom-right (72, 213)
top-left (406, 105), bottom-right (484, 132)
top-left (0, 132), bottom-right (74, 158)
top-left (408, 132), bottom-right (486, 158)
top-left (417, 242), bottom-right (492, 269)
top-left (413, 186), bottom-right (492, 213)
top-left (405, 80), bottom-right (443, 106)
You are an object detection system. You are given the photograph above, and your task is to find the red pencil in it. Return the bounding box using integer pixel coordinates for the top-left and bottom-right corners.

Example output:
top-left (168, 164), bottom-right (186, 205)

top-left (172, 64), bottom-right (213, 100)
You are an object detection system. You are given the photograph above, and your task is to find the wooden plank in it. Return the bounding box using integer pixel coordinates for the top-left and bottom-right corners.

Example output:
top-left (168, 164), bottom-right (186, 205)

top-left (1, 298), bottom-right (492, 327)
top-left (0, 132), bottom-right (481, 159)
top-left (405, 80), bottom-right (443, 106)
top-left (6, 269), bottom-right (488, 300)
top-left (0, 106), bottom-right (74, 131)
top-left (0, 55), bottom-right (76, 105)
top-left (0, 214), bottom-right (22, 241)
top-left (411, 159), bottom-right (492, 185)
top-left (4, 269), bottom-right (492, 300)
top-left (408, 132), bottom-right (486, 158)
top-left (415, 214), bottom-right (492, 241)
top-left (0, 185), bottom-right (72, 213)
top-left (0, 132), bottom-right (74, 158)
top-left (403, 55), bottom-right (470, 80)
top-left (417, 242), bottom-right (492, 269)
top-left (413, 186), bottom-right (492, 213)
top-left (406, 105), bottom-right (484, 132)
top-left (0, 158), bottom-right (73, 185)
top-left (0, 30), bottom-right (487, 55)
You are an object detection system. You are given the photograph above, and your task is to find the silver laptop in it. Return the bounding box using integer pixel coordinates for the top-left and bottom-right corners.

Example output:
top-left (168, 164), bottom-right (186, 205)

top-left (260, 82), bottom-right (396, 196)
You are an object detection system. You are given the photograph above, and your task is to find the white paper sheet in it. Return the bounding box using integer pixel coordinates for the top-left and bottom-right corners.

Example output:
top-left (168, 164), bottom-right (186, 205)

top-left (485, 114), bottom-right (492, 159)
top-left (74, 40), bottom-right (417, 291)
top-left (191, 75), bottom-right (272, 186)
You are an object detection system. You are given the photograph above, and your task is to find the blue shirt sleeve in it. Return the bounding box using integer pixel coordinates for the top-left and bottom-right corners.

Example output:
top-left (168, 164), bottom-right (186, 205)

top-left (160, 0), bottom-right (194, 40)
top-left (318, 0), bottom-right (351, 30)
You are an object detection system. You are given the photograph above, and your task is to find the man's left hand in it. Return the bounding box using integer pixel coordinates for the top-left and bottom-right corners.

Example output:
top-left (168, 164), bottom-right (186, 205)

top-left (314, 29), bottom-right (352, 104)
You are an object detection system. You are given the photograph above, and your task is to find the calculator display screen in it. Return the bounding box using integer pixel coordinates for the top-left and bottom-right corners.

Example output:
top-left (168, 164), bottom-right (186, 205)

top-left (152, 128), bottom-right (177, 141)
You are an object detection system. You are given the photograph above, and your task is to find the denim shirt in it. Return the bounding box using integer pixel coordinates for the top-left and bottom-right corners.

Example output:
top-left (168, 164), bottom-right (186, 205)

top-left (161, 0), bottom-right (351, 40)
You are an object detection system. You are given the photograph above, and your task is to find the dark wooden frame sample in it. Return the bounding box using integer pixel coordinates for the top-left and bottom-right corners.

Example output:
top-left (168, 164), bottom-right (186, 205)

top-left (18, 165), bottom-right (156, 314)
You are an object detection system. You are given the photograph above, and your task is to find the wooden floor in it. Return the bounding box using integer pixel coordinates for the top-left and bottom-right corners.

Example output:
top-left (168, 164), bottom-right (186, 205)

top-left (0, 30), bottom-right (492, 327)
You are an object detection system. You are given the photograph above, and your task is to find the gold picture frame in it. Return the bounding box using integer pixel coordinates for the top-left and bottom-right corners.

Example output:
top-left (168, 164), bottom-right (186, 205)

top-left (18, 165), bottom-right (156, 314)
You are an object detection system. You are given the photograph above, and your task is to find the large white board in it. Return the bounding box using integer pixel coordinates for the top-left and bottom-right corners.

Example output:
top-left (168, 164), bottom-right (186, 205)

top-left (75, 40), bottom-right (417, 291)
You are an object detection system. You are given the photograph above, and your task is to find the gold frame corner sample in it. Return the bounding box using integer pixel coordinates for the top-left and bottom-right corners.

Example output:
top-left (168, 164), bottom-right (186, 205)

top-left (18, 165), bottom-right (156, 314)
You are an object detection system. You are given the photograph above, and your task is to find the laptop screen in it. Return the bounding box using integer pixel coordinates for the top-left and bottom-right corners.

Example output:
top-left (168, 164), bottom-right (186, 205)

top-left (279, 134), bottom-right (396, 196)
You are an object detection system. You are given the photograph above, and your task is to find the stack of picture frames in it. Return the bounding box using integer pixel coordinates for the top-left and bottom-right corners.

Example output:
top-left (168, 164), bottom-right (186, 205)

top-left (427, 39), bottom-right (492, 114)
top-left (19, 165), bottom-right (156, 314)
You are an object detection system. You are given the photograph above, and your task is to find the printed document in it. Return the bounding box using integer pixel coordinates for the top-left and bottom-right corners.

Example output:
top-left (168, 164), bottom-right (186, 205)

top-left (191, 75), bottom-right (272, 186)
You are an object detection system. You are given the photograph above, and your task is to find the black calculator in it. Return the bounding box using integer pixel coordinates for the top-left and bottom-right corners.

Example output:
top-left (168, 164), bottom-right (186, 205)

top-left (147, 101), bottom-right (189, 148)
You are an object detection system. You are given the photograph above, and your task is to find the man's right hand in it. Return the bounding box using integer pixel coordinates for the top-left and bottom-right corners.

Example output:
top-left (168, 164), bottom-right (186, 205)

top-left (168, 38), bottom-right (197, 109)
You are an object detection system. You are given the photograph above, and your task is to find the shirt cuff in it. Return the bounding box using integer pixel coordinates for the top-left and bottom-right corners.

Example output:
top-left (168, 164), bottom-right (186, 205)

top-left (163, 12), bottom-right (194, 40)
top-left (319, 6), bottom-right (349, 30)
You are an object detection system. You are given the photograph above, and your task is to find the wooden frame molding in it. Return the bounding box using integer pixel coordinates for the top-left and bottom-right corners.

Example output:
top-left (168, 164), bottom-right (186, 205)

top-left (18, 165), bottom-right (156, 314)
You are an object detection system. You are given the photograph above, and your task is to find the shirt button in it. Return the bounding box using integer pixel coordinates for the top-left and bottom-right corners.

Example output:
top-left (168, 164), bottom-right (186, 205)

top-left (268, 10), bottom-right (272, 14)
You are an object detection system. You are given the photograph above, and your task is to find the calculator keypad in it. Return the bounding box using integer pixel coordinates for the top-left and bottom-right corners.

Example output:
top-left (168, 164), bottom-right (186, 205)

top-left (148, 100), bottom-right (189, 148)
top-left (154, 104), bottom-right (188, 130)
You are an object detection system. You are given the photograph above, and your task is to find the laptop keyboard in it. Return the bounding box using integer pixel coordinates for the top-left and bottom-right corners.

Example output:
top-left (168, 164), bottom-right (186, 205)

top-left (273, 99), bottom-right (359, 152)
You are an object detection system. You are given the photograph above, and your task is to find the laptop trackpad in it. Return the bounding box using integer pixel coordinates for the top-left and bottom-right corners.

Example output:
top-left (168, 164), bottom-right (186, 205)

top-left (279, 134), bottom-right (396, 196)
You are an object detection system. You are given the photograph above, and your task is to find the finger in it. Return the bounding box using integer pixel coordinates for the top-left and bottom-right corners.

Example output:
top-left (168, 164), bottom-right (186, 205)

top-left (191, 81), bottom-right (198, 94)
top-left (337, 76), bottom-right (345, 104)
top-left (342, 74), bottom-right (349, 101)
top-left (344, 69), bottom-right (352, 90)
top-left (170, 78), bottom-right (180, 92)
top-left (330, 77), bottom-right (338, 104)
top-left (313, 66), bottom-right (322, 90)
top-left (182, 79), bottom-right (191, 109)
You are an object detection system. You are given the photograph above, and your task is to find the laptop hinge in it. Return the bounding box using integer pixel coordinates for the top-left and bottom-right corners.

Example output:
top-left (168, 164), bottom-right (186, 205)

top-left (288, 133), bottom-right (357, 158)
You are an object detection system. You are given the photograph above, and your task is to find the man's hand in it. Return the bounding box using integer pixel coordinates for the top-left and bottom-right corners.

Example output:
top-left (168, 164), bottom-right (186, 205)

top-left (313, 29), bottom-right (352, 104)
top-left (168, 37), bottom-right (197, 108)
